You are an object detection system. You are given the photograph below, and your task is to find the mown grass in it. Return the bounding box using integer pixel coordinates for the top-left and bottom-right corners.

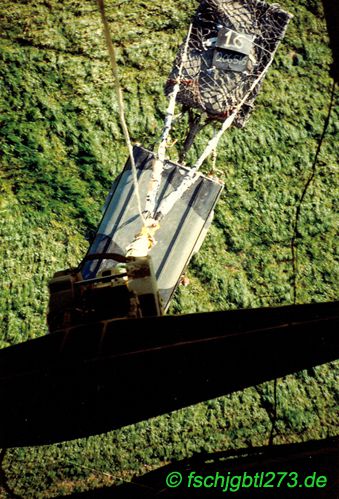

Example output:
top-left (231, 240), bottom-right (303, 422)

top-left (0, 0), bottom-right (338, 496)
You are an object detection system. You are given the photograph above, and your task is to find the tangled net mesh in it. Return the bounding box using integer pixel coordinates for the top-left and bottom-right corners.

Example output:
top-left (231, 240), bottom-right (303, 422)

top-left (166, 0), bottom-right (292, 127)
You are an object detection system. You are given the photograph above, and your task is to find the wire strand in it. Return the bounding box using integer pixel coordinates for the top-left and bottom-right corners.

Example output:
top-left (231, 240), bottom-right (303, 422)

top-left (291, 78), bottom-right (336, 304)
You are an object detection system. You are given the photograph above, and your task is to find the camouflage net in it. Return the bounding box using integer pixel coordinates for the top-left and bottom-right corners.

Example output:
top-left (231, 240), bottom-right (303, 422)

top-left (166, 0), bottom-right (292, 127)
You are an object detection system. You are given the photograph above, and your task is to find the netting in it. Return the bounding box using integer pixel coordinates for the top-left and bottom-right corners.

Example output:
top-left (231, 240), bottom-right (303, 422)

top-left (166, 0), bottom-right (292, 127)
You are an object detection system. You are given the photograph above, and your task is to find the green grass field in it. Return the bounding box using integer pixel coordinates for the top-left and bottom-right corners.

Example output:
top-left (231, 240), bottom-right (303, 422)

top-left (0, 0), bottom-right (338, 496)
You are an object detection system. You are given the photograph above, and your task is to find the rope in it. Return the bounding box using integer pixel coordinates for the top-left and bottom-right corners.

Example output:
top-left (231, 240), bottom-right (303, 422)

top-left (143, 23), bottom-right (193, 220)
top-left (210, 126), bottom-right (218, 174)
top-left (97, 0), bottom-right (146, 228)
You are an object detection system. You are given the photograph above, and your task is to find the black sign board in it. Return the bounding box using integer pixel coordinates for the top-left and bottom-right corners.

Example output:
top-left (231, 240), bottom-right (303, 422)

top-left (213, 28), bottom-right (254, 72)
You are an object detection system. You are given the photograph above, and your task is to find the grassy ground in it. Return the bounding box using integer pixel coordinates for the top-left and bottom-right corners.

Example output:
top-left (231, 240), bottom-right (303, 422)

top-left (0, 0), bottom-right (338, 496)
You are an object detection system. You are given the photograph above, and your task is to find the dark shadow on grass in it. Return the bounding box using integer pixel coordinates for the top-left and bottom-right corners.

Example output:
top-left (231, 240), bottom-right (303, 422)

top-left (322, 0), bottom-right (339, 82)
